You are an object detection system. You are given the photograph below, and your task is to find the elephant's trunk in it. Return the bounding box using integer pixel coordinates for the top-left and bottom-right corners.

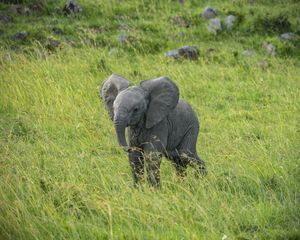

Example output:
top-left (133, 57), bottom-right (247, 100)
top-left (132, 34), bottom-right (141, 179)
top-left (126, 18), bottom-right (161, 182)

top-left (114, 111), bottom-right (129, 152)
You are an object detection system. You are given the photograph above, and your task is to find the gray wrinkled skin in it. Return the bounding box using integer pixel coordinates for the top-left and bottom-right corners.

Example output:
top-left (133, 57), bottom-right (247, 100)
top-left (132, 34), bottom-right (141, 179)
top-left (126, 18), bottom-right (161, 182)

top-left (100, 74), bottom-right (207, 188)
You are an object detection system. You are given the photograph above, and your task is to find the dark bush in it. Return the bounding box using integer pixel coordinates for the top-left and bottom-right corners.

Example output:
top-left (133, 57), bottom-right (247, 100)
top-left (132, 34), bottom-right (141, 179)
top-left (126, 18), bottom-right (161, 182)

top-left (253, 14), bottom-right (291, 34)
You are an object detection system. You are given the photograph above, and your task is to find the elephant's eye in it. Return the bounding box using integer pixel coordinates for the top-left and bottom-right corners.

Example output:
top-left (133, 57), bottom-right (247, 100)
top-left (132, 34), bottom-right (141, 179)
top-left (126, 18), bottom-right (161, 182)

top-left (133, 107), bottom-right (139, 112)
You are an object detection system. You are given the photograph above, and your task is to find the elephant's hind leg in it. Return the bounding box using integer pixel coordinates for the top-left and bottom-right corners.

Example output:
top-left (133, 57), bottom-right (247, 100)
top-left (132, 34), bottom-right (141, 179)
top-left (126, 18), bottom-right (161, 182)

top-left (178, 127), bottom-right (207, 176)
top-left (167, 151), bottom-right (188, 177)
top-left (176, 152), bottom-right (207, 177)
top-left (174, 158), bottom-right (188, 177)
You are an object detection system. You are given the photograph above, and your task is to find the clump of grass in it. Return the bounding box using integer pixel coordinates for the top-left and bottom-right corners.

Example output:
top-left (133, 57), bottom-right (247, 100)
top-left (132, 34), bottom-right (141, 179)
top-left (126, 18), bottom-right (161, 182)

top-left (253, 13), bottom-right (291, 34)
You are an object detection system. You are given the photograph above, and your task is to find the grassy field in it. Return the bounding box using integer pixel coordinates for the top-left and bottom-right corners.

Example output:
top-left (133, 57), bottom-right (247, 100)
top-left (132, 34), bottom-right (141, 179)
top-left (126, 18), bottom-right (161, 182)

top-left (1, 0), bottom-right (300, 239)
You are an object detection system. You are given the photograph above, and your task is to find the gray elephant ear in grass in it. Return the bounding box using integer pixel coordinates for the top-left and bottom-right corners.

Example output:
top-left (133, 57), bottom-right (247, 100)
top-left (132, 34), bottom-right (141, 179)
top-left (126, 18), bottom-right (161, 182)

top-left (140, 77), bottom-right (179, 129)
top-left (100, 74), bottom-right (130, 120)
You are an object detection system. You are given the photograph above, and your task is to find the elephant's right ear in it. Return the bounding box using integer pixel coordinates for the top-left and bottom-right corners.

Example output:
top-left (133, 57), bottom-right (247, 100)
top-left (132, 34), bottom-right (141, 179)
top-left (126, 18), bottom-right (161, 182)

top-left (100, 74), bottom-right (130, 120)
top-left (140, 76), bottom-right (179, 129)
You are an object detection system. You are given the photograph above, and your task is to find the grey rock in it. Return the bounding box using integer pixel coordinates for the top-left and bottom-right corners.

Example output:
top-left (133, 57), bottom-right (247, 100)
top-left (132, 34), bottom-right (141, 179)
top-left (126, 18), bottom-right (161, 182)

top-left (27, 2), bottom-right (44, 12)
top-left (206, 48), bottom-right (215, 56)
top-left (171, 16), bottom-right (190, 27)
top-left (9, 4), bottom-right (23, 15)
top-left (165, 45), bottom-right (198, 60)
top-left (117, 34), bottom-right (129, 43)
top-left (24, 3), bottom-right (43, 15)
top-left (262, 42), bottom-right (276, 56)
top-left (242, 50), bottom-right (256, 57)
top-left (63, 0), bottom-right (82, 15)
top-left (224, 15), bottom-right (236, 29)
top-left (165, 49), bottom-right (180, 58)
top-left (118, 23), bottom-right (129, 31)
top-left (109, 48), bottom-right (118, 55)
top-left (177, 46), bottom-right (198, 60)
top-left (258, 59), bottom-right (269, 70)
top-left (48, 38), bottom-right (61, 48)
top-left (116, 15), bottom-right (129, 21)
top-left (0, 12), bottom-right (12, 24)
top-left (209, 18), bottom-right (221, 33)
top-left (280, 32), bottom-right (296, 41)
top-left (52, 27), bottom-right (63, 35)
top-left (24, 7), bottom-right (31, 15)
top-left (14, 31), bottom-right (28, 41)
top-left (201, 6), bottom-right (218, 20)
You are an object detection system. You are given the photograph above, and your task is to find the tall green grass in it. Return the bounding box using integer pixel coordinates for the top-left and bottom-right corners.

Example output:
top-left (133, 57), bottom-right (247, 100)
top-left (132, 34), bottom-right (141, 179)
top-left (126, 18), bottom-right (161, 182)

top-left (1, 47), bottom-right (299, 239)
top-left (1, 0), bottom-right (300, 239)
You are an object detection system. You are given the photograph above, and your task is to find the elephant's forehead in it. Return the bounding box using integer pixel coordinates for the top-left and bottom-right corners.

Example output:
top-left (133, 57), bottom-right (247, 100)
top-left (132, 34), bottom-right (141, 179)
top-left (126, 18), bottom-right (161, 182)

top-left (115, 87), bottom-right (145, 105)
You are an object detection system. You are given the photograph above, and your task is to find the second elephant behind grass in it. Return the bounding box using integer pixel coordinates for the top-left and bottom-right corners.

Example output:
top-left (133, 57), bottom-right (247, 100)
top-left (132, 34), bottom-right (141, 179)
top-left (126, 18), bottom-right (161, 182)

top-left (100, 74), bottom-right (207, 187)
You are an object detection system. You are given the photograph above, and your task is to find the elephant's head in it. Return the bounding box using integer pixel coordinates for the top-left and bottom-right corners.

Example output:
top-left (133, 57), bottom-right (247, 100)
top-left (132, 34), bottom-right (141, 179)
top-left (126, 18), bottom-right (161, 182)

top-left (100, 74), bottom-right (179, 151)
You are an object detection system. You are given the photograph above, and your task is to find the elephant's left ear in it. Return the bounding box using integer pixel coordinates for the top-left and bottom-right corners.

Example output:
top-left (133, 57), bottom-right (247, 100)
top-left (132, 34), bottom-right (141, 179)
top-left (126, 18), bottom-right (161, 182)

top-left (140, 77), bottom-right (179, 129)
top-left (100, 74), bottom-right (130, 120)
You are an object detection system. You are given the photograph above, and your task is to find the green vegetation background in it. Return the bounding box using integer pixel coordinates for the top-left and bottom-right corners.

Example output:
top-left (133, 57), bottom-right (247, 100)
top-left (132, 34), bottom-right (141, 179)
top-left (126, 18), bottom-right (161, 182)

top-left (0, 0), bottom-right (299, 239)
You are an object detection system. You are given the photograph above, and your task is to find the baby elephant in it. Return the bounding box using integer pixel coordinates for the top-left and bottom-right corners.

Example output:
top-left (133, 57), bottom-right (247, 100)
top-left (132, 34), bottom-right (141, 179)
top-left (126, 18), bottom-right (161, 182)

top-left (100, 74), bottom-right (207, 187)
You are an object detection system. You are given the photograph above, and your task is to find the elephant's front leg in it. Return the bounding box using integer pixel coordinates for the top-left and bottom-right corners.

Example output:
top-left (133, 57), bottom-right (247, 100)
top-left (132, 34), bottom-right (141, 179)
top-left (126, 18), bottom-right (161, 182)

top-left (145, 151), bottom-right (162, 188)
top-left (143, 127), bottom-right (167, 188)
top-left (128, 151), bottom-right (144, 187)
